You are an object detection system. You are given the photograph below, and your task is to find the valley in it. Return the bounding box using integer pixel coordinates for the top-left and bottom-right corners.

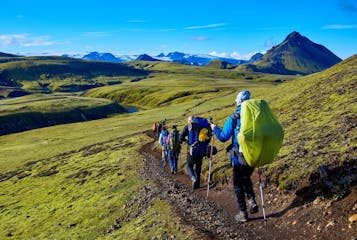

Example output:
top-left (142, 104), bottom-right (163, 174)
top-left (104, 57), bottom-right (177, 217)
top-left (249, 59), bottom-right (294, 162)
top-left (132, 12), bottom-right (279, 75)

top-left (0, 31), bottom-right (356, 239)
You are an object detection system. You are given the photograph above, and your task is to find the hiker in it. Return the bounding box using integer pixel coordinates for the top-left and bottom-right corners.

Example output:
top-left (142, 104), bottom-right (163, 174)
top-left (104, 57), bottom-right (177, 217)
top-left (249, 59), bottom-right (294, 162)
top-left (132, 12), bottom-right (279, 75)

top-left (157, 121), bottom-right (163, 140)
top-left (179, 116), bottom-right (209, 189)
top-left (210, 90), bottom-right (259, 222)
top-left (152, 122), bottom-right (157, 140)
top-left (169, 125), bottom-right (180, 174)
top-left (159, 126), bottom-right (170, 168)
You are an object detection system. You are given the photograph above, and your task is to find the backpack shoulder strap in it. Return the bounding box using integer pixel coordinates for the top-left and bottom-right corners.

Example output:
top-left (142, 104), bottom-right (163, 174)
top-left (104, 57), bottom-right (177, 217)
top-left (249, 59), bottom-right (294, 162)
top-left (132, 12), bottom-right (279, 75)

top-left (230, 112), bottom-right (240, 145)
top-left (230, 112), bottom-right (240, 129)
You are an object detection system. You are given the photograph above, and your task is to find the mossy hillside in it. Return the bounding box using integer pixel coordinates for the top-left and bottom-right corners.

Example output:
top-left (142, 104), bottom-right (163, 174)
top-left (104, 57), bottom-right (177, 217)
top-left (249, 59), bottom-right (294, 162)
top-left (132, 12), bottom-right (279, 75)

top-left (84, 62), bottom-right (288, 109)
top-left (0, 133), bottom-right (194, 239)
top-left (0, 94), bottom-right (127, 135)
top-left (1, 55), bottom-right (355, 238)
top-left (0, 56), bottom-right (148, 91)
top-left (254, 55), bottom-right (357, 189)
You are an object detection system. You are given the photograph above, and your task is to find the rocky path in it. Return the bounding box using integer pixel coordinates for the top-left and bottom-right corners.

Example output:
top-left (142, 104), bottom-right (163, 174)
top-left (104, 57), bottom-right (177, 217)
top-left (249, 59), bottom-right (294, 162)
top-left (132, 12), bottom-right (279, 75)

top-left (139, 132), bottom-right (357, 240)
top-left (140, 141), bottom-right (261, 240)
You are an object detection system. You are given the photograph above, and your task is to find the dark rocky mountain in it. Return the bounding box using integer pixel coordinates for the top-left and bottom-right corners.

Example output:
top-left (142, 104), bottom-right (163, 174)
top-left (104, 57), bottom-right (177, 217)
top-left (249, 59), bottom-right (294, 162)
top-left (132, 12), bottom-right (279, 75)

top-left (156, 53), bottom-right (165, 58)
top-left (0, 52), bottom-right (18, 57)
top-left (205, 60), bottom-right (235, 69)
top-left (246, 31), bottom-right (342, 75)
top-left (136, 54), bottom-right (161, 61)
top-left (248, 53), bottom-right (263, 63)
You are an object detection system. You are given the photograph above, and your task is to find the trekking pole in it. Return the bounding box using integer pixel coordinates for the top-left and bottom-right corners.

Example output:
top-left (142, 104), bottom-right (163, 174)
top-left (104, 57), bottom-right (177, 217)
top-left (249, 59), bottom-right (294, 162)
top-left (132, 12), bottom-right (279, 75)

top-left (258, 168), bottom-right (267, 225)
top-left (179, 146), bottom-right (182, 170)
top-left (206, 117), bottom-right (214, 198)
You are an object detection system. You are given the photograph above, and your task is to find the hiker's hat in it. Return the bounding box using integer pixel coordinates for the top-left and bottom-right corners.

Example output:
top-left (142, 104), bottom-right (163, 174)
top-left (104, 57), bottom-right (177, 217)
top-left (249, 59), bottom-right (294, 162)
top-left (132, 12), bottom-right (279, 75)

top-left (235, 90), bottom-right (250, 105)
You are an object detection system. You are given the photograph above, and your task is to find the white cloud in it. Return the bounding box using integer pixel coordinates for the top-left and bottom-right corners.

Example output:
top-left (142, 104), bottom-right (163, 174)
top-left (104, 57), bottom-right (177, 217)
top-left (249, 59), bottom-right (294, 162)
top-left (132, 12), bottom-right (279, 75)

top-left (210, 51), bottom-right (255, 60)
top-left (265, 38), bottom-right (276, 48)
top-left (323, 24), bottom-right (357, 29)
top-left (0, 34), bottom-right (58, 47)
top-left (191, 36), bottom-right (210, 41)
top-left (209, 51), bottom-right (228, 58)
top-left (185, 23), bottom-right (226, 30)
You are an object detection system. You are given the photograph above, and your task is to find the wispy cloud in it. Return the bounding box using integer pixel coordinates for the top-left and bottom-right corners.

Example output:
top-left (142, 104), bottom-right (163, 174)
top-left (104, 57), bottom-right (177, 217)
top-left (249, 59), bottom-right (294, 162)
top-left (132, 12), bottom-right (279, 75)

top-left (264, 38), bottom-right (276, 48)
top-left (257, 26), bottom-right (293, 31)
top-left (127, 20), bottom-right (146, 23)
top-left (185, 23), bottom-right (226, 30)
top-left (191, 36), bottom-right (210, 41)
top-left (83, 31), bottom-right (111, 37)
top-left (338, 0), bottom-right (357, 12)
top-left (0, 34), bottom-right (59, 47)
top-left (209, 51), bottom-right (255, 60)
top-left (323, 24), bottom-right (357, 29)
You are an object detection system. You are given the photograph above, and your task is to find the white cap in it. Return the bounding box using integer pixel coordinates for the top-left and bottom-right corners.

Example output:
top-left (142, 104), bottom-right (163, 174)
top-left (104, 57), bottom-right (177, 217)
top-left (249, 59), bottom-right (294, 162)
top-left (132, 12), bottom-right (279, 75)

top-left (235, 90), bottom-right (251, 105)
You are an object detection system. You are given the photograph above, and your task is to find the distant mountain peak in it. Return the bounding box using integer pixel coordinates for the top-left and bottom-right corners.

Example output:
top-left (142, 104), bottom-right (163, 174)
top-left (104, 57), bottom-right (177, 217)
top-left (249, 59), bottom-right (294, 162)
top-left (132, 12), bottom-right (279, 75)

top-left (156, 53), bottom-right (165, 58)
top-left (247, 32), bottom-right (342, 75)
top-left (136, 54), bottom-right (161, 61)
top-left (286, 31), bottom-right (302, 39)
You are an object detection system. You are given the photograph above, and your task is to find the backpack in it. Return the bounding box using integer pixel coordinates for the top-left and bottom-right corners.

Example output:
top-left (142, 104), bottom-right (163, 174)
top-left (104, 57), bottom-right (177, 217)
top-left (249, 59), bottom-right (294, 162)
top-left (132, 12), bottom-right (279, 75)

top-left (159, 130), bottom-right (168, 145)
top-left (170, 129), bottom-right (180, 152)
top-left (165, 134), bottom-right (170, 145)
top-left (237, 99), bottom-right (284, 167)
top-left (188, 117), bottom-right (211, 157)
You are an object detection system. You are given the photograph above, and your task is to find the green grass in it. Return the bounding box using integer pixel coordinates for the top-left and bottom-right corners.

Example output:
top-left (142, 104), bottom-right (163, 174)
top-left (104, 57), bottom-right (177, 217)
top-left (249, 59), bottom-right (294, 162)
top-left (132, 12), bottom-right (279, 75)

top-left (0, 56), bottom-right (148, 91)
top-left (0, 55), bottom-right (355, 238)
top-left (0, 133), bottom-right (194, 239)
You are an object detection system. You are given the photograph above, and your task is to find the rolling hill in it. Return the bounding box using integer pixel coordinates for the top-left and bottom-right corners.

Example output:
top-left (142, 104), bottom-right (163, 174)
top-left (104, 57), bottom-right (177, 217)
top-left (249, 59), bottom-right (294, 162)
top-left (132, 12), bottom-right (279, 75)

top-left (244, 31), bottom-right (342, 75)
top-left (0, 52), bottom-right (355, 239)
top-left (0, 55), bottom-right (148, 88)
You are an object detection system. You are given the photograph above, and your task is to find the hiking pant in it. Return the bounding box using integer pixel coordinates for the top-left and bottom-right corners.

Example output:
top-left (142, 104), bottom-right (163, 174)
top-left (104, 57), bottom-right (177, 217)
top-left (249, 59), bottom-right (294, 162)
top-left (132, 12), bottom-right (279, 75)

top-left (162, 145), bottom-right (170, 162)
top-left (170, 150), bottom-right (179, 173)
top-left (186, 153), bottom-right (203, 188)
top-left (233, 153), bottom-right (255, 212)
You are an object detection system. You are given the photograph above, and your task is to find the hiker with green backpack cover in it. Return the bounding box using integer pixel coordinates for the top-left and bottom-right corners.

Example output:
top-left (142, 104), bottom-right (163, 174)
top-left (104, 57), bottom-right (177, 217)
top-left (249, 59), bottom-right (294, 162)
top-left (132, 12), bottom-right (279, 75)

top-left (210, 90), bottom-right (284, 222)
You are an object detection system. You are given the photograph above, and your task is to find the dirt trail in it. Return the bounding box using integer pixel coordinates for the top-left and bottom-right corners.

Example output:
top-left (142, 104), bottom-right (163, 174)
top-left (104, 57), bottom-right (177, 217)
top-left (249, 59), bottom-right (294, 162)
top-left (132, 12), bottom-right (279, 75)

top-left (140, 130), bottom-right (357, 240)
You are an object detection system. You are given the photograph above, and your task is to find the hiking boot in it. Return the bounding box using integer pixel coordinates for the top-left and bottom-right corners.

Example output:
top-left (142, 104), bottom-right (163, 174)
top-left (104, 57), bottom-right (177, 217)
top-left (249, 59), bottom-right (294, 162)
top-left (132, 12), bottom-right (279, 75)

top-left (191, 176), bottom-right (197, 190)
top-left (235, 211), bottom-right (248, 222)
top-left (248, 198), bottom-right (259, 214)
top-left (171, 168), bottom-right (174, 174)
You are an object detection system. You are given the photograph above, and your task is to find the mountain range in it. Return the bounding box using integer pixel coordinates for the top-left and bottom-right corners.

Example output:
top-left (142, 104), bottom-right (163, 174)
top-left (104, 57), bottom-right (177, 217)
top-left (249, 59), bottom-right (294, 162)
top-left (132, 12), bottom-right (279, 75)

top-left (1, 31), bottom-right (344, 76)
top-left (79, 31), bottom-right (341, 75)
top-left (81, 51), bottom-right (251, 66)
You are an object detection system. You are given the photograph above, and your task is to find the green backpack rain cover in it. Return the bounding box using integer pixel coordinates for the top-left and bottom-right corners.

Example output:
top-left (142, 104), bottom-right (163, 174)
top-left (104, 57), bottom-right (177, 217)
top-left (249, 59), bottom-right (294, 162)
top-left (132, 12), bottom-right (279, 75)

top-left (238, 99), bottom-right (284, 167)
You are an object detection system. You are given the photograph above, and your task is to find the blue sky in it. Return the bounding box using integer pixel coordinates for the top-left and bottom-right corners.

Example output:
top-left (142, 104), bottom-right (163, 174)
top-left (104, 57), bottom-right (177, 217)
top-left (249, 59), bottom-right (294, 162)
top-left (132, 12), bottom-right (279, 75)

top-left (1, 0), bottom-right (356, 59)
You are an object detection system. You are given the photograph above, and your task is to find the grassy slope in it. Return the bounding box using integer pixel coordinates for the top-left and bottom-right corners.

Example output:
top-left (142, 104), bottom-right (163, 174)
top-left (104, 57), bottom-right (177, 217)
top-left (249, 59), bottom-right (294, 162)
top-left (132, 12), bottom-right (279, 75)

top-left (0, 93), bottom-right (127, 135)
top-left (0, 56), bottom-right (148, 91)
top-left (0, 62), bottom-right (273, 238)
top-left (0, 56), bottom-right (355, 238)
top-left (0, 108), bottom-right (196, 239)
top-left (259, 54), bottom-right (357, 189)
top-left (84, 61), bottom-right (294, 109)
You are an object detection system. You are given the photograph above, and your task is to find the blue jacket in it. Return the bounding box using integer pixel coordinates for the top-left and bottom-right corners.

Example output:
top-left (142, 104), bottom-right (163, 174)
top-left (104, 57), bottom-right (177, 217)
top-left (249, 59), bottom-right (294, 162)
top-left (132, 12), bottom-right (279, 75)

top-left (159, 129), bottom-right (169, 146)
top-left (213, 106), bottom-right (241, 166)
